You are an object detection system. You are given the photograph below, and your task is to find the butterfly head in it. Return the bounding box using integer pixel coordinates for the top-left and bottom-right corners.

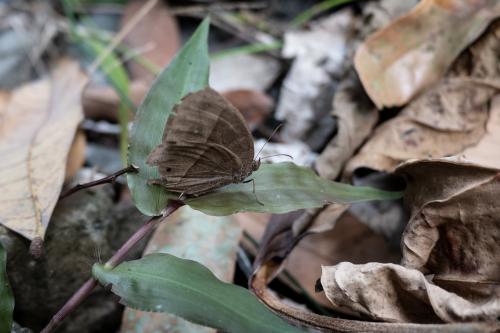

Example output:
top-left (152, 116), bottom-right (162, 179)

top-left (252, 159), bottom-right (261, 171)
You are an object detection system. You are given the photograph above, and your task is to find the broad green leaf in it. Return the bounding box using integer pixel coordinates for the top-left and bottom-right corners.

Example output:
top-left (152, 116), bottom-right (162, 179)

top-left (185, 162), bottom-right (402, 215)
top-left (127, 18), bottom-right (210, 216)
top-left (0, 243), bottom-right (13, 333)
top-left (93, 254), bottom-right (304, 333)
top-left (121, 207), bottom-right (242, 332)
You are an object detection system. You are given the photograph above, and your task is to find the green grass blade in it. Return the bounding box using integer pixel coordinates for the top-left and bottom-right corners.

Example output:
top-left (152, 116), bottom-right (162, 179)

top-left (186, 162), bottom-right (402, 215)
top-left (93, 254), bottom-right (305, 333)
top-left (210, 41), bottom-right (283, 60)
top-left (291, 0), bottom-right (355, 27)
top-left (0, 243), bottom-right (13, 333)
top-left (81, 38), bottom-right (132, 164)
top-left (127, 18), bottom-right (210, 216)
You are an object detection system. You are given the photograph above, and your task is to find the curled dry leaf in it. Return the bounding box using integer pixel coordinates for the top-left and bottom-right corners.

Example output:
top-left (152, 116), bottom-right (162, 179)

top-left (315, 76), bottom-right (378, 180)
top-left (355, 0), bottom-right (500, 108)
top-left (120, 0), bottom-right (180, 82)
top-left (318, 158), bottom-right (500, 325)
top-left (0, 60), bottom-right (87, 242)
top-left (344, 78), bottom-right (495, 175)
top-left (345, 17), bottom-right (500, 176)
top-left (395, 159), bottom-right (500, 292)
top-left (252, 260), bottom-right (497, 333)
top-left (461, 94), bottom-right (500, 168)
top-left (320, 262), bottom-right (500, 324)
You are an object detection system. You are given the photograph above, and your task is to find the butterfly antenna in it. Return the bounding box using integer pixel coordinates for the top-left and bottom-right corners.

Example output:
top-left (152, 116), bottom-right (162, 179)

top-left (260, 153), bottom-right (293, 160)
top-left (255, 124), bottom-right (283, 160)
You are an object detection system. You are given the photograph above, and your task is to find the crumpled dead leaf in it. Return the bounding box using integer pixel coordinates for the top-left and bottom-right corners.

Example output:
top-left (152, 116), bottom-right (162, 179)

top-left (461, 95), bottom-right (500, 168)
top-left (315, 76), bottom-right (378, 180)
top-left (120, 0), bottom-right (180, 82)
top-left (252, 261), bottom-right (497, 332)
top-left (396, 159), bottom-right (500, 288)
top-left (0, 59), bottom-right (87, 243)
top-left (321, 262), bottom-right (500, 323)
top-left (319, 158), bottom-right (500, 325)
top-left (355, 0), bottom-right (500, 108)
top-left (345, 19), bottom-right (500, 177)
top-left (344, 79), bottom-right (495, 175)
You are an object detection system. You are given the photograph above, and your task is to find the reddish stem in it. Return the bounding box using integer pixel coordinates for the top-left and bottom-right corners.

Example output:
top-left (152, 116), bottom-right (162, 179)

top-left (40, 201), bottom-right (183, 333)
top-left (60, 165), bottom-right (138, 200)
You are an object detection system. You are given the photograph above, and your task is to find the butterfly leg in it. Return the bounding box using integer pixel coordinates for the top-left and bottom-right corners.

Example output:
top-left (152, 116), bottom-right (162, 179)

top-left (243, 178), bottom-right (264, 206)
top-left (178, 192), bottom-right (186, 201)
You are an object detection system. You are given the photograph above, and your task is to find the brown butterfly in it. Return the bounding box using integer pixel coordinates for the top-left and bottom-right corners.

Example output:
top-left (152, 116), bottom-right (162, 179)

top-left (146, 87), bottom-right (260, 198)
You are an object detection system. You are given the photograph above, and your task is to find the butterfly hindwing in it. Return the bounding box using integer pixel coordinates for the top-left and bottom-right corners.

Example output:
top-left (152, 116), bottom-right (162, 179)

top-left (148, 142), bottom-right (242, 195)
top-left (147, 87), bottom-right (257, 196)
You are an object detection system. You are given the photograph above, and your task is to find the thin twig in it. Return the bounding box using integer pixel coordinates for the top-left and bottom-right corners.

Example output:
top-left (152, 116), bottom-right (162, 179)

top-left (40, 201), bottom-right (184, 333)
top-left (60, 165), bottom-right (138, 200)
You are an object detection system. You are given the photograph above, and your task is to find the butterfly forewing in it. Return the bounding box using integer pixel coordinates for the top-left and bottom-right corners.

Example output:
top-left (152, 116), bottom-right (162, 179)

top-left (147, 87), bottom-right (257, 196)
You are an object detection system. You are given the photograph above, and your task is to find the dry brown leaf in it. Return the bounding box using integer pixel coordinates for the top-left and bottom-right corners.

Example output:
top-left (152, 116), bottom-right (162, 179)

top-left (395, 159), bottom-right (500, 287)
top-left (316, 158), bottom-right (500, 325)
top-left (251, 262), bottom-right (497, 332)
top-left (120, 0), bottom-right (180, 82)
top-left (315, 76), bottom-right (378, 180)
top-left (64, 130), bottom-right (86, 183)
top-left (321, 262), bottom-right (500, 323)
top-left (0, 59), bottom-right (87, 242)
top-left (462, 94), bottom-right (500, 168)
top-left (345, 18), bottom-right (500, 177)
top-left (355, 0), bottom-right (500, 108)
top-left (344, 79), bottom-right (495, 175)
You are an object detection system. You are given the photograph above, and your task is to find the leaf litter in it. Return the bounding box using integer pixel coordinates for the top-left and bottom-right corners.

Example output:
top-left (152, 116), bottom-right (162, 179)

top-left (0, 59), bottom-right (86, 242)
top-left (3, 0), bottom-right (500, 332)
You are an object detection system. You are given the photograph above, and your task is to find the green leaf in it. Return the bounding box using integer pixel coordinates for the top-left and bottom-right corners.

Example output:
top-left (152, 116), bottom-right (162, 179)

top-left (121, 207), bottom-right (242, 332)
top-left (291, 0), bottom-right (355, 27)
top-left (0, 243), bottom-right (13, 333)
top-left (185, 162), bottom-right (402, 215)
top-left (80, 38), bottom-right (132, 164)
top-left (127, 18), bottom-right (210, 216)
top-left (93, 254), bottom-right (304, 333)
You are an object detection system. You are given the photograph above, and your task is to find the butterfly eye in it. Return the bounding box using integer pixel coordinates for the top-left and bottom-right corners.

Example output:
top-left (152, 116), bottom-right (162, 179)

top-left (166, 168), bottom-right (172, 172)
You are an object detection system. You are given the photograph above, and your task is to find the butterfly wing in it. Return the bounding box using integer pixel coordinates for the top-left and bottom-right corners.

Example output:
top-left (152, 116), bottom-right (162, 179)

top-left (147, 142), bottom-right (242, 195)
top-left (147, 87), bottom-right (256, 195)
top-left (164, 88), bottom-right (255, 168)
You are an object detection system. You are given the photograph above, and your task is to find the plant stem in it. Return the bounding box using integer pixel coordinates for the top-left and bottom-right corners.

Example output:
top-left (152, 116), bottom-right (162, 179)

top-left (60, 165), bottom-right (138, 199)
top-left (40, 201), bottom-right (183, 333)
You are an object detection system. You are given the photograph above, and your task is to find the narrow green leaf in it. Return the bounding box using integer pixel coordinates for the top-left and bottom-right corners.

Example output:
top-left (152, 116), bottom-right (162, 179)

top-left (0, 243), bottom-right (13, 333)
top-left (80, 38), bottom-right (132, 164)
top-left (127, 18), bottom-right (210, 216)
top-left (291, 0), bottom-right (355, 27)
top-left (186, 162), bottom-right (402, 215)
top-left (93, 254), bottom-right (304, 333)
